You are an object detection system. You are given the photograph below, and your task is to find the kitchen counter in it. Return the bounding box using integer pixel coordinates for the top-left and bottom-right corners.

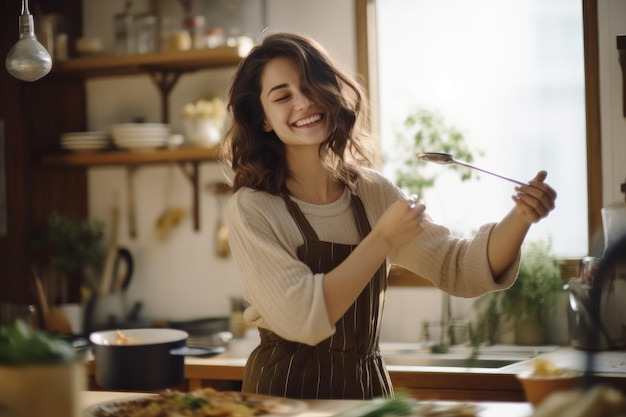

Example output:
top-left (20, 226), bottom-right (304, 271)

top-left (86, 345), bottom-right (626, 402)
top-left (184, 346), bottom-right (625, 401)
top-left (81, 390), bottom-right (534, 417)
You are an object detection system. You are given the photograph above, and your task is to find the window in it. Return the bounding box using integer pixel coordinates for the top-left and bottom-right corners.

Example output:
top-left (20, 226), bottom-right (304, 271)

top-left (367, 0), bottom-right (588, 257)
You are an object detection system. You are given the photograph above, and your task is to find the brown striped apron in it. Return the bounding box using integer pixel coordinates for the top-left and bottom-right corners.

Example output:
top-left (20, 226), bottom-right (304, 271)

top-left (241, 193), bottom-right (393, 399)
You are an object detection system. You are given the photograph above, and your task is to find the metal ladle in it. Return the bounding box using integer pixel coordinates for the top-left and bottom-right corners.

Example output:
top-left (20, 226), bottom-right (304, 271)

top-left (417, 152), bottom-right (526, 186)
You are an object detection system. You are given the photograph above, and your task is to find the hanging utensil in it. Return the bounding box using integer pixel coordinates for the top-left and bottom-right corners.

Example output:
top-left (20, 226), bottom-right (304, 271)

top-left (155, 164), bottom-right (185, 241)
top-left (112, 247), bottom-right (134, 293)
top-left (417, 152), bottom-right (526, 186)
top-left (215, 194), bottom-right (230, 258)
top-left (126, 167), bottom-right (138, 239)
top-left (99, 195), bottom-right (121, 295)
top-left (207, 181), bottom-right (232, 258)
top-left (30, 267), bottom-right (71, 334)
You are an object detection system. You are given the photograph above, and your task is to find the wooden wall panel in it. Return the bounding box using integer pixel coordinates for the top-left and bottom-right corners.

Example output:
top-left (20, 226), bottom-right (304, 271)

top-left (0, 0), bottom-right (87, 304)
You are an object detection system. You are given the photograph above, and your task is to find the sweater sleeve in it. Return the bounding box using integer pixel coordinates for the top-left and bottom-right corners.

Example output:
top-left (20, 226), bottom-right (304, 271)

top-left (357, 169), bottom-right (520, 297)
top-left (390, 221), bottom-right (520, 297)
top-left (225, 189), bottom-right (335, 345)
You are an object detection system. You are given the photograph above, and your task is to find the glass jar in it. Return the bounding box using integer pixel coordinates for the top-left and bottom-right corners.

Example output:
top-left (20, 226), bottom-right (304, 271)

top-left (183, 15), bottom-right (206, 49)
top-left (114, 12), bottom-right (136, 54)
top-left (135, 13), bottom-right (157, 54)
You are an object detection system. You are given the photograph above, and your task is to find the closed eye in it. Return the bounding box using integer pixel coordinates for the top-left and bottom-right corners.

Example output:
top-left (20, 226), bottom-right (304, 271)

top-left (274, 95), bottom-right (290, 102)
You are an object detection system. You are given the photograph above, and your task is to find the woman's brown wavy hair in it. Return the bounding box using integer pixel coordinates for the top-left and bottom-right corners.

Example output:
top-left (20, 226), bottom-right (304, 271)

top-left (221, 32), bottom-right (376, 194)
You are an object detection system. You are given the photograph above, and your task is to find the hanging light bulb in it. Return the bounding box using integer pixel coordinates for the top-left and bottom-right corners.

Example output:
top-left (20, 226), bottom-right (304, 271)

top-left (5, 0), bottom-right (53, 82)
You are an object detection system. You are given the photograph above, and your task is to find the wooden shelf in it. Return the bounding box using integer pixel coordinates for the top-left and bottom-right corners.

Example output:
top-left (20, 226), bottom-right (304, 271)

top-left (44, 47), bottom-right (243, 235)
top-left (51, 46), bottom-right (246, 123)
top-left (41, 146), bottom-right (221, 167)
top-left (52, 46), bottom-right (245, 79)
top-left (41, 146), bottom-right (222, 234)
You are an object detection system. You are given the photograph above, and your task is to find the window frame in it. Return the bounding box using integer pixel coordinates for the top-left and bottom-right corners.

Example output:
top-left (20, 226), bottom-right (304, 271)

top-left (355, 0), bottom-right (602, 257)
top-left (355, 0), bottom-right (602, 286)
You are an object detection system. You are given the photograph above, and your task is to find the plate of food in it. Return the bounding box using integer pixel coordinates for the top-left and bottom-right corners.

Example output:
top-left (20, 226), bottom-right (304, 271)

top-left (83, 388), bottom-right (308, 417)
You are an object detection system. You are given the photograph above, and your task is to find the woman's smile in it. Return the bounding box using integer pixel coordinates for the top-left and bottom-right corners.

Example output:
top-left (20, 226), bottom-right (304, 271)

top-left (294, 113), bottom-right (323, 127)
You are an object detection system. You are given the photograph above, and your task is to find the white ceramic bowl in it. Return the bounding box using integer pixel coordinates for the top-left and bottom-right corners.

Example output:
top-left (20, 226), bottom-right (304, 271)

top-left (75, 37), bottom-right (104, 56)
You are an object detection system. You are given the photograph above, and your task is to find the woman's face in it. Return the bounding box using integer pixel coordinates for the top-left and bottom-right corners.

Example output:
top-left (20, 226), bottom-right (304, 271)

top-left (259, 56), bottom-right (331, 149)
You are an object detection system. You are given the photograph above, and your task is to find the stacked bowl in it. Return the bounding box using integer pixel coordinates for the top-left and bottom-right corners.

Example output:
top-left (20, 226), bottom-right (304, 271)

top-left (60, 131), bottom-right (110, 152)
top-left (111, 123), bottom-right (170, 151)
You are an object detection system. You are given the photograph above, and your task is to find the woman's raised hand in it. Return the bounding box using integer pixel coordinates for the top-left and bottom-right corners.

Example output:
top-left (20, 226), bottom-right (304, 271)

top-left (512, 170), bottom-right (557, 224)
top-left (373, 195), bottom-right (426, 248)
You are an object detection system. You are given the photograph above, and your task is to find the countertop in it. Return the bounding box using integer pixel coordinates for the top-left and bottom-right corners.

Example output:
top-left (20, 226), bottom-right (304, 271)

top-left (181, 344), bottom-right (626, 402)
top-left (81, 390), bottom-right (534, 417)
top-left (182, 344), bottom-right (626, 377)
top-left (86, 343), bottom-right (626, 402)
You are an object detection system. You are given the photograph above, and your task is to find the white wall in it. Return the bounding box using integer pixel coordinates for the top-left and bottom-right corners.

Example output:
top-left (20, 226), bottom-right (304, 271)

top-left (82, 0), bottom-right (625, 343)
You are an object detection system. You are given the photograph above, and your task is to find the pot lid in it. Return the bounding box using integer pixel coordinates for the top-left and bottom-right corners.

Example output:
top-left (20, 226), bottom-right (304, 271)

top-left (90, 328), bottom-right (188, 346)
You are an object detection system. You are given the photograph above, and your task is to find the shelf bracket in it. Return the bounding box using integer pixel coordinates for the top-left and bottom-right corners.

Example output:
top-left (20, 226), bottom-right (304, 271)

top-left (177, 161), bottom-right (201, 231)
top-left (149, 70), bottom-right (183, 123)
top-left (617, 35), bottom-right (626, 117)
top-left (126, 166), bottom-right (138, 239)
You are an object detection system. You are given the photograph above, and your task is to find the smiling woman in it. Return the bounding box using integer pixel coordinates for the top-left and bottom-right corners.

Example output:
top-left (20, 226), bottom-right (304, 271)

top-left (358, 0), bottom-right (600, 260)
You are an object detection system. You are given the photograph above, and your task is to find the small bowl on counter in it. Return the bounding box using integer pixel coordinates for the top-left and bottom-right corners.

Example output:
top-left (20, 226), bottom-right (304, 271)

top-left (517, 368), bottom-right (583, 407)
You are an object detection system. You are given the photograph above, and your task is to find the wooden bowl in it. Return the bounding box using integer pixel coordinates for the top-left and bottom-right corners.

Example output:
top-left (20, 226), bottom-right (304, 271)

top-left (516, 370), bottom-right (583, 406)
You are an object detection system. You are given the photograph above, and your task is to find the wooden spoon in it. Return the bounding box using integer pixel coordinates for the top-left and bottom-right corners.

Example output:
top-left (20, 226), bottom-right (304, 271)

top-left (99, 196), bottom-right (121, 294)
top-left (31, 267), bottom-right (72, 335)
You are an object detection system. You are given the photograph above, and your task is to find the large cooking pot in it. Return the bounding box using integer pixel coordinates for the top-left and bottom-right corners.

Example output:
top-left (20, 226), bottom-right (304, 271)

top-left (89, 328), bottom-right (225, 390)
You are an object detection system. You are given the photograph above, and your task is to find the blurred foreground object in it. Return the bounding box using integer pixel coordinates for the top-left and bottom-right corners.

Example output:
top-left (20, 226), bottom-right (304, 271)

top-left (531, 385), bottom-right (626, 417)
top-left (0, 320), bottom-right (84, 417)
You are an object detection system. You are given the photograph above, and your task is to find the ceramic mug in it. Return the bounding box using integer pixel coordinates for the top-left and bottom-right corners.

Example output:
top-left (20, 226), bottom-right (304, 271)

top-left (0, 361), bottom-right (85, 417)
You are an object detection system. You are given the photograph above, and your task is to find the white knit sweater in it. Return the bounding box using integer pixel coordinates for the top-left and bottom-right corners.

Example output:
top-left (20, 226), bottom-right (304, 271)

top-left (225, 168), bottom-right (520, 346)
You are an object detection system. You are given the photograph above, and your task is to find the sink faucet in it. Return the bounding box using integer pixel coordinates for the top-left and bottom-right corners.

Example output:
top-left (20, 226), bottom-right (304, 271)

top-left (431, 292), bottom-right (451, 353)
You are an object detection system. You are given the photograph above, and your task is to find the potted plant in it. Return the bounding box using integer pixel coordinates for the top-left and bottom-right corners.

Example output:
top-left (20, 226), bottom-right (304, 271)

top-left (473, 238), bottom-right (565, 346)
top-left (389, 107), bottom-right (483, 352)
top-left (29, 213), bottom-right (106, 303)
top-left (389, 107), bottom-right (484, 197)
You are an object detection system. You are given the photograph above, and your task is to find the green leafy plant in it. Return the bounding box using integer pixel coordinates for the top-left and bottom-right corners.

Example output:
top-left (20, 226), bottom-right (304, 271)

top-left (0, 320), bottom-right (75, 364)
top-left (390, 107), bottom-right (484, 196)
top-left (473, 238), bottom-right (564, 345)
top-left (29, 213), bottom-right (106, 276)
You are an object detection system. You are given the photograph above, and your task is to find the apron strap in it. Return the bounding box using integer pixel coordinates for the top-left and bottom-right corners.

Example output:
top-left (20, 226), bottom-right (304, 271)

top-left (281, 191), bottom-right (320, 242)
top-left (350, 194), bottom-right (371, 239)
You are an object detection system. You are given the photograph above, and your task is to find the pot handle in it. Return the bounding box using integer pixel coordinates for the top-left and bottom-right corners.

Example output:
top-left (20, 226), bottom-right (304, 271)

top-left (169, 345), bottom-right (226, 357)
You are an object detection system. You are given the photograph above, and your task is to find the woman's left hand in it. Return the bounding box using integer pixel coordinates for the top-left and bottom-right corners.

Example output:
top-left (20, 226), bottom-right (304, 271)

top-left (512, 170), bottom-right (557, 224)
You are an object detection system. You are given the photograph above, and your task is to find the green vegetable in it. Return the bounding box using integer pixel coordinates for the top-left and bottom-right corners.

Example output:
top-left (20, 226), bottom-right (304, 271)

top-left (360, 396), bottom-right (414, 417)
top-left (0, 320), bottom-right (75, 365)
top-left (176, 394), bottom-right (208, 410)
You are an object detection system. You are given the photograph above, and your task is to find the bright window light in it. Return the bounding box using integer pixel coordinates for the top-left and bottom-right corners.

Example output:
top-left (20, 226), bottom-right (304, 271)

top-left (376, 0), bottom-right (587, 257)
